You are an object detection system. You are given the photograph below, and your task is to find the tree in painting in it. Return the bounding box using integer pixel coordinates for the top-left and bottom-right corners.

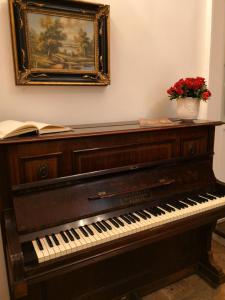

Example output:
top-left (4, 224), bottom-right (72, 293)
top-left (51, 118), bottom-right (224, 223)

top-left (75, 28), bottom-right (93, 57)
top-left (38, 18), bottom-right (67, 59)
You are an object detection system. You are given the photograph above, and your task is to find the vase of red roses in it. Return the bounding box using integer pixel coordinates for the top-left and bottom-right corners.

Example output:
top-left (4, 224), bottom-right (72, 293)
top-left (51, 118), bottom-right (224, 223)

top-left (167, 77), bottom-right (211, 120)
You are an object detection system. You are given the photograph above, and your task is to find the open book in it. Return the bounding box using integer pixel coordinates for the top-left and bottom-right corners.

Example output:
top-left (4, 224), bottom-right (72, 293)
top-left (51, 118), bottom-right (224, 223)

top-left (0, 120), bottom-right (72, 139)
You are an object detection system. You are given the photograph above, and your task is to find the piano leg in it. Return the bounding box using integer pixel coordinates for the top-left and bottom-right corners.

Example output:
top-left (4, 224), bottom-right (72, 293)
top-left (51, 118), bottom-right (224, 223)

top-left (197, 222), bottom-right (225, 286)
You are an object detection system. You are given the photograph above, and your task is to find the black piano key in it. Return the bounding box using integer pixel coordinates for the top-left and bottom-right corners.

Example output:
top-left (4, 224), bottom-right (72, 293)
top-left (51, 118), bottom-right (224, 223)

top-left (140, 210), bottom-right (151, 218)
top-left (108, 218), bottom-right (119, 228)
top-left (209, 191), bottom-right (225, 198)
top-left (146, 208), bottom-right (158, 217)
top-left (155, 207), bottom-right (166, 215)
top-left (197, 195), bottom-right (209, 202)
top-left (92, 223), bottom-right (102, 233)
top-left (120, 215), bottom-right (132, 224)
top-left (135, 211), bottom-right (146, 220)
top-left (128, 213), bottom-right (138, 222)
top-left (125, 214), bottom-right (136, 223)
top-left (177, 200), bottom-right (189, 208)
top-left (142, 210), bottom-right (152, 218)
top-left (36, 238), bottom-right (44, 250)
top-left (202, 193), bottom-right (216, 200)
top-left (71, 228), bottom-right (80, 240)
top-left (60, 231), bottom-right (69, 243)
top-left (84, 225), bottom-right (94, 235)
top-left (97, 221), bottom-right (107, 232)
top-left (188, 196), bottom-right (204, 204)
top-left (102, 220), bottom-right (112, 230)
top-left (114, 217), bottom-right (124, 227)
top-left (112, 218), bottom-right (122, 227)
top-left (45, 235), bottom-right (54, 247)
top-left (79, 226), bottom-right (89, 237)
top-left (182, 198), bottom-right (197, 206)
top-left (168, 201), bottom-right (182, 209)
top-left (100, 221), bottom-right (109, 231)
top-left (130, 213), bottom-right (140, 221)
top-left (158, 204), bottom-right (172, 213)
top-left (52, 234), bottom-right (60, 245)
top-left (164, 203), bottom-right (175, 211)
top-left (139, 210), bottom-right (149, 218)
top-left (197, 195), bottom-right (208, 202)
top-left (172, 200), bottom-right (186, 209)
top-left (66, 230), bottom-right (75, 241)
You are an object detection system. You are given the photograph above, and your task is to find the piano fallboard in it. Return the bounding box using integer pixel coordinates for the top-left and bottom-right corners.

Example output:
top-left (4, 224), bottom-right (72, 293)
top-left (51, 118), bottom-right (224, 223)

top-left (13, 157), bottom-right (215, 234)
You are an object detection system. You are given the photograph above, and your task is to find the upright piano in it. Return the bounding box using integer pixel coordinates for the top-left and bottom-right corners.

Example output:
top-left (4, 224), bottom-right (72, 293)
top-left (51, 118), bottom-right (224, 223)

top-left (1, 120), bottom-right (225, 300)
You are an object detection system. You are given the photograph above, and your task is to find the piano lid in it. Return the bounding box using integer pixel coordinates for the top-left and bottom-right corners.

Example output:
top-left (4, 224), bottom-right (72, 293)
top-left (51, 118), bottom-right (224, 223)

top-left (0, 119), bottom-right (223, 145)
top-left (13, 158), bottom-right (215, 234)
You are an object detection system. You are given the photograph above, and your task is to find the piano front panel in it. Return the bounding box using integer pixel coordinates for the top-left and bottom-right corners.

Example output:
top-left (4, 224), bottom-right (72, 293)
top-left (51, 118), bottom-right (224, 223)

top-left (6, 126), bottom-right (212, 186)
top-left (180, 127), bottom-right (209, 158)
top-left (19, 152), bottom-right (63, 183)
top-left (23, 228), bottom-right (209, 300)
top-left (72, 140), bottom-right (177, 174)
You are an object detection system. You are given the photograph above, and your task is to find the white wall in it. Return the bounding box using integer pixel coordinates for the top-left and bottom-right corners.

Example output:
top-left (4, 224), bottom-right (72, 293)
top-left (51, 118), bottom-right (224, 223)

top-left (0, 0), bottom-right (211, 125)
top-left (0, 0), bottom-right (215, 299)
top-left (207, 0), bottom-right (225, 182)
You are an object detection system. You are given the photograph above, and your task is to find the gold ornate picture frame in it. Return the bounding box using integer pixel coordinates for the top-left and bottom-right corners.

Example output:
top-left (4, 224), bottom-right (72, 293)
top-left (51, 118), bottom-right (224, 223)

top-left (9, 0), bottom-right (110, 86)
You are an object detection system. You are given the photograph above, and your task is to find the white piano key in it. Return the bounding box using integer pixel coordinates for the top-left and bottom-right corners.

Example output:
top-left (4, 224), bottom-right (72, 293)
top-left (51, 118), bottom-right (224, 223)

top-left (42, 238), bottom-right (56, 260)
top-left (54, 234), bottom-right (67, 256)
top-left (102, 221), bottom-right (120, 239)
top-left (32, 240), bottom-right (45, 263)
top-left (63, 231), bottom-right (78, 253)
top-left (68, 230), bottom-right (84, 250)
top-left (76, 228), bottom-right (93, 247)
top-left (56, 233), bottom-right (71, 254)
top-left (48, 235), bottom-right (61, 258)
top-left (40, 238), bottom-right (51, 261)
top-left (88, 225), bottom-right (104, 244)
top-left (32, 193), bottom-right (225, 264)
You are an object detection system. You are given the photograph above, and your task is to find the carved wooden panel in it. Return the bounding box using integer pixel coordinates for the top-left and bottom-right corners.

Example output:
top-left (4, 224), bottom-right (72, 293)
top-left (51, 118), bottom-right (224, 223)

top-left (181, 137), bottom-right (208, 157)
top-left (19, 153), bottom-right (63, 183)
top-left (72, 140), bottom-right (177, 174)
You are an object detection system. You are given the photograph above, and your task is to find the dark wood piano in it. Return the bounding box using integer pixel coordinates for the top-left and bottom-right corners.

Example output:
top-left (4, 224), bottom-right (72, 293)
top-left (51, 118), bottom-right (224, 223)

top-left (1, 120), bottom-right (225, 300)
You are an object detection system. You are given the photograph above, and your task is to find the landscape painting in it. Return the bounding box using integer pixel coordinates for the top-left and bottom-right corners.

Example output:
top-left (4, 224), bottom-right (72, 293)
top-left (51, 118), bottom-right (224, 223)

top-left (26, 12), bottom-right (96, 73)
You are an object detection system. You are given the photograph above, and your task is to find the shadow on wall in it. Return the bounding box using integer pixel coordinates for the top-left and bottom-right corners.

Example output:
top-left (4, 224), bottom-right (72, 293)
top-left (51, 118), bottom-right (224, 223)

top-left (149, 97), bottom-right (176, 118)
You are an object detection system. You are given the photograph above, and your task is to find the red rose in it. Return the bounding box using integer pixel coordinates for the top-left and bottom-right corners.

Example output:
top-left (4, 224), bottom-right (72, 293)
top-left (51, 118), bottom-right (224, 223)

top-left (202, 90), bottom-right (211, 100)
top-left (167, 77), bottom-right (211, 101)
top-left (175, 87), bottom-right (184, 95)
top-left (174, 79), bottom-right (184, 88)
top-left (185, 78), bottom-right (194, 89)
top-left (196, 77), bottom-right (205, 84)
top-left (167, 87), bottom-right (174, 95)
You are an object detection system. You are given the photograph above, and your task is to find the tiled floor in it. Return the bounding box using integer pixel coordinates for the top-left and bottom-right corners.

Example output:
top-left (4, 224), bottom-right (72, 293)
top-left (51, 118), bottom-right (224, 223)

top-left (144, 236), bottom-right (225, 300)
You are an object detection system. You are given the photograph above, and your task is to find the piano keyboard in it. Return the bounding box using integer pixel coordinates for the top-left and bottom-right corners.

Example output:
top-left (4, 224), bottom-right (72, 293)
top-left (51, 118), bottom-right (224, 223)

top-left (24, 191), bottom-right (225, 264)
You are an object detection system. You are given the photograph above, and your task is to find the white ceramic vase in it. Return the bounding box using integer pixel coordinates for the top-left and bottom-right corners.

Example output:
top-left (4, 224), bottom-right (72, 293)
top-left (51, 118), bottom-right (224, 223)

top-left (176, 97), bottom-right (200, 120)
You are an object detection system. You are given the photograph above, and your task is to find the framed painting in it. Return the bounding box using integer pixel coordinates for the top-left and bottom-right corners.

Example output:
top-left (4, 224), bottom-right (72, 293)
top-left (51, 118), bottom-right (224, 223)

top-left (9, 0), bottom-right (110, 85)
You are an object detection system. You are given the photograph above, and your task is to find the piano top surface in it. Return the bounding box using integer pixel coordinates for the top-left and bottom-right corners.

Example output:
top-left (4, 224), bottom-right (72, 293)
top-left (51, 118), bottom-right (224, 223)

top-left (0, 119), bottom-right (223, 145)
